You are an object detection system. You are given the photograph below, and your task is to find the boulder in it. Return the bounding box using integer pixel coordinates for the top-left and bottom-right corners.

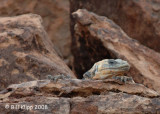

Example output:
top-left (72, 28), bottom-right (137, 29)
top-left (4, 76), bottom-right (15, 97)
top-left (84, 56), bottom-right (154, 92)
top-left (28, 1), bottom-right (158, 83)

top-left (0, 14), bottom-right (75, 90)
top-left (71, 9), bottom-right (160, 93)
top-left (70, 0), bottom-right (160, 53)
top-left (0, 0), bottom-right (72, 65)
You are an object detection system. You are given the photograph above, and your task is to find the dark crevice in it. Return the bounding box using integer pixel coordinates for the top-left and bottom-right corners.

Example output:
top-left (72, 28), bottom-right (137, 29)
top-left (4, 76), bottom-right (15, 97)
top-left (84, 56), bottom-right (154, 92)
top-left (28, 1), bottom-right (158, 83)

top-left (52, 91), bottom-right (61, 96)
top-left (72, 27), bottom-right (117, 79)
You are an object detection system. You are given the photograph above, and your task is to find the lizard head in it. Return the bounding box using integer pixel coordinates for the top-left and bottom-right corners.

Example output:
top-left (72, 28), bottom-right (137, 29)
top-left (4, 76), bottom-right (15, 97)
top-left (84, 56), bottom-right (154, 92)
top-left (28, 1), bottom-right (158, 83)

top-left (83, 59), bottom-right (130, 80)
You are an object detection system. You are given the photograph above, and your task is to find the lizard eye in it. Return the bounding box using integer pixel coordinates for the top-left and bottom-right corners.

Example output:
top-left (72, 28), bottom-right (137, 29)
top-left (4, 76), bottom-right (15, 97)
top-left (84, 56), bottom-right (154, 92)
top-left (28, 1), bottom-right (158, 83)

top-left (108, 60), bottom-right (117, 65)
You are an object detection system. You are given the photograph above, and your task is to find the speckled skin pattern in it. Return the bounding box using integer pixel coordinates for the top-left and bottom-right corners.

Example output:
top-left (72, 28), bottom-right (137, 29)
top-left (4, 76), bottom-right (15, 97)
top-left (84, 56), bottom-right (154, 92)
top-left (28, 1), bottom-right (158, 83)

top-left (83, 59), bottom-right (130, 80)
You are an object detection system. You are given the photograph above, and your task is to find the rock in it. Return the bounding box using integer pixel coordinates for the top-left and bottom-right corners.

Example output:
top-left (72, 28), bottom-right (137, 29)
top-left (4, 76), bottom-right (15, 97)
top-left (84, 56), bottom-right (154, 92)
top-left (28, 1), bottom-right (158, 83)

top-left (0, 79), bottom-right (159, 113)
top-left (2, 79), bottom-right (158, 98)
top-left (0, 0), bottom-right (72, 65)
top-left (0, 14), bottom-right (75, 90)
top-left (70, 0), bottom-right (160, 53)
top-left (71, 9), bottom-right (160, 93)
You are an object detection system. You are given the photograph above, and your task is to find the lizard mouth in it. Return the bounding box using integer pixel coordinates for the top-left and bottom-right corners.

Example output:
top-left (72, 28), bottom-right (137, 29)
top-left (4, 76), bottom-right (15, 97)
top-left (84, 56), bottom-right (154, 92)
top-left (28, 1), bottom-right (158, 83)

top-left (83, 71), bottom-right (92, 79)
top-left (118, 66), bottom-right (130, 71)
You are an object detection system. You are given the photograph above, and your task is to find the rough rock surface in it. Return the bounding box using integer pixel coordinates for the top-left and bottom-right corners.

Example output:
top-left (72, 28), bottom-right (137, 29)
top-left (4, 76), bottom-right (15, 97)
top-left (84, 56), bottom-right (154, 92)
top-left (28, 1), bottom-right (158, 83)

top-left (70, 0), bottom-right (160, 53)
top-left (71, 9), bottom-right (160, 93)
top-left (0, 14), bottom-right (75, 90)
top-left (0, 0), bottom-right (72, 65)
top-left (0, 79), bottom-right (159, 113)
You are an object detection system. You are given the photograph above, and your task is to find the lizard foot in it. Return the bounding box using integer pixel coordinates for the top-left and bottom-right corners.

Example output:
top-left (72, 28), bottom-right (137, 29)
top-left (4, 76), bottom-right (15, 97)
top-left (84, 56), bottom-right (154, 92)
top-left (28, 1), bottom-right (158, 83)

top-left (112, 76), bottom-right (135, 83)
top-left (47, 74), bottom-right (71, 82)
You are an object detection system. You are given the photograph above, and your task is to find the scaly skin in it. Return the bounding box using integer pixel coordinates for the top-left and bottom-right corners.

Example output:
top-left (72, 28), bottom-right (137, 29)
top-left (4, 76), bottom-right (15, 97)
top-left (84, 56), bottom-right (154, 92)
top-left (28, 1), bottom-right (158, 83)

top-left (83, 59), bottom-right (133, 83)
top-left (47, 59), bottom-right (134, 83)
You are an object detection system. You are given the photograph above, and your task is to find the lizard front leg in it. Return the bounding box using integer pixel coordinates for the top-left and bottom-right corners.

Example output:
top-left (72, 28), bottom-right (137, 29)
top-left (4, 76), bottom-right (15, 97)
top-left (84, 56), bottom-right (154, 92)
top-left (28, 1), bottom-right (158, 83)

top-left (112, 76), bottom-right (135, 83)
top-left (47, 74), bottom-right (71, 82)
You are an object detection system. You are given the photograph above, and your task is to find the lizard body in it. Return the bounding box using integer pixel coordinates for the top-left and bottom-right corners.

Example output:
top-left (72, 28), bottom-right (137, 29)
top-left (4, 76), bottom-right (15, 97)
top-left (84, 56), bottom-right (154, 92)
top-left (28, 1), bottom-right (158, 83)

top-left (83, 59), bottom-right (134, 83)
top-left (47, 59), bottom-right (134, 83)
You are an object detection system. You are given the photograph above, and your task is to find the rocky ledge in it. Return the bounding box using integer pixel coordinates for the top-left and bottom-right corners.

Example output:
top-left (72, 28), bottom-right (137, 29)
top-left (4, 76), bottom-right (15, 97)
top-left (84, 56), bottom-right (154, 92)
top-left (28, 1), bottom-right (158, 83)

top-left (0, 78), bottom-right (159, 113)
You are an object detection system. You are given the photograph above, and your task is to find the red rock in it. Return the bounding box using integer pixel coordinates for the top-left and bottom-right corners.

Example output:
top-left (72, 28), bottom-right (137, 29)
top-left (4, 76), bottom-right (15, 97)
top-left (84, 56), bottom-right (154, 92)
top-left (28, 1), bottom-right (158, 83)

top-left (0, 0), bottom-right (72, 65)
top-left (0, 79), bottom-right (159, 113)
top-left (70, 0), bottom-right (160, 53)
top-left (0, 14), bottom-right (75, 90)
